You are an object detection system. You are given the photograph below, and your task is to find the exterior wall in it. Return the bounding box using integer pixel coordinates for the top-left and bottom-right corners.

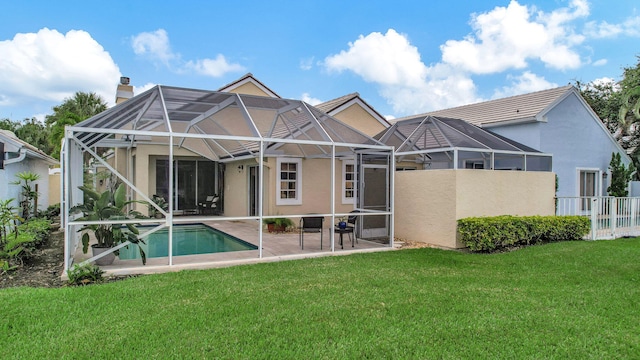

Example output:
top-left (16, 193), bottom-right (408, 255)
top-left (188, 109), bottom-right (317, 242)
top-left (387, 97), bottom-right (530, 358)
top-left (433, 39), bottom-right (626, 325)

top-left (222, 157), bottom-right (355, 219)
top-left (488, 92), bottom-right (629, 198)
top-left (0, 158), bottom-right (52, 212)
top-left (226, 82), bottom-right (271, 97)
top-left (128, 145), bottom-right (204, 212)
top-left (48, 170), bottom-right (61, 206)
top-left (395, 170), bottom-right (555, 248)
top-left (331, 104), bottom-right (387, 137)
top-left (223, 159), bottom-right (262, 217)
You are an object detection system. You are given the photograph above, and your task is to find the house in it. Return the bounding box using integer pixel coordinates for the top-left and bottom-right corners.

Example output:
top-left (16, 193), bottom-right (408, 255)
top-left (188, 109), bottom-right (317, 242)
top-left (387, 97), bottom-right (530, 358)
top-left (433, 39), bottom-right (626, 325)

top-left (407, 85), bottom-right (631, 198)
top-left (0, 130), bottom-right (58, 211)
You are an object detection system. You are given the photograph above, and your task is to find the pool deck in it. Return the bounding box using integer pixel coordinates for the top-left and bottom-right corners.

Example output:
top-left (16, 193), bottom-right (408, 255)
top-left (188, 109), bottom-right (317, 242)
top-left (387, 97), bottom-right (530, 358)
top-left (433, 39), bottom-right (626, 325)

top-left (70, 219), bottom-right (395, 278)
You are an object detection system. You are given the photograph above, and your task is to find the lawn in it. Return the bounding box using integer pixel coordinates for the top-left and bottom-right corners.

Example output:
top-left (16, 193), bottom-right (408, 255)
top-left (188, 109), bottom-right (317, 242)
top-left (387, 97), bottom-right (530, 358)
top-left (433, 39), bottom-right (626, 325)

top-left (1, 239), bottom-right (639, 359)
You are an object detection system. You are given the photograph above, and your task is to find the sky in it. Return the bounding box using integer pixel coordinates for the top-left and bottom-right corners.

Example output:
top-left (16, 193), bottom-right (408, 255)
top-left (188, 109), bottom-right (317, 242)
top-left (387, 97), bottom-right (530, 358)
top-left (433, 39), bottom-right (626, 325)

top-left (0, 0), bottom-right (638, 122)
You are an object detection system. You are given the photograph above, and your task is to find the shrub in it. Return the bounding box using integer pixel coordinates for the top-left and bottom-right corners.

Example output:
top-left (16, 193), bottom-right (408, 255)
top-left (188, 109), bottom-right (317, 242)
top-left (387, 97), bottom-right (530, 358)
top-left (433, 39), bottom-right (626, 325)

top-left (41, 203), bottom-right (61, 220)
top-left (0, 218), bottom-right (52, 270)
top-left (67, 263), bottom-right (105, 286)
top-left (458, 215), bottom-right (590, 252)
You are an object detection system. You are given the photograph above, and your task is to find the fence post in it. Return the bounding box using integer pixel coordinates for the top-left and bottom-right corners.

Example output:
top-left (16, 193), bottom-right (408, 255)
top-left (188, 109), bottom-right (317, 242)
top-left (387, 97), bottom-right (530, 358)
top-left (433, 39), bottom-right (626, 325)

top-left (590, 197), bottom-right (597, 240)
top-left (610, 198), bottom-right (617, 238)
top-left (632, 198), bottom-right (638, 230)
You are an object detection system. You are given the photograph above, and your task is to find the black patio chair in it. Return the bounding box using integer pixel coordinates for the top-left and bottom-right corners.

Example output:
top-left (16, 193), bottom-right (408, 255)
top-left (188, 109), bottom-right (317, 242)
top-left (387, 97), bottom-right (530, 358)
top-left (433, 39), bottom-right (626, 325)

top-left (198, 195), bottom-right (219, 215)
top-left (346, 210), bottom-right (360, 245)
top-left (299, 216), bottom-right (324, 250)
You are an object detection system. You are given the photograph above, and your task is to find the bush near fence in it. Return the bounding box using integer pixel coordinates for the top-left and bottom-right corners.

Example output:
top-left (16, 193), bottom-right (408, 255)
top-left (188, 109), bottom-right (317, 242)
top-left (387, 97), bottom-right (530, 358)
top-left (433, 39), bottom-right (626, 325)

top-left (458, 215), bottom-right (590, 252)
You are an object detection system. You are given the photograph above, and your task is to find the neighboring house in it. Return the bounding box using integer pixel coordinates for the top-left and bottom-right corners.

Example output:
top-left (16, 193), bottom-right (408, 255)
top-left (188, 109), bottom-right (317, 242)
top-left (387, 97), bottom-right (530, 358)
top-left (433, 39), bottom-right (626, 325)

top-left (0, 130), bottom-right (58, 210)
top-left (315, 93), bottom-right (390, 137)
top-left (407, 85), bottom-right (631, 198)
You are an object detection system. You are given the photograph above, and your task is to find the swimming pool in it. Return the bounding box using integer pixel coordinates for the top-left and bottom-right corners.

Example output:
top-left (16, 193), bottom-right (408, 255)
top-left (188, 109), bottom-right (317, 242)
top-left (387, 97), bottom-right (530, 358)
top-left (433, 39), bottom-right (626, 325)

top-left (118, 224), bottom-right (257, 260)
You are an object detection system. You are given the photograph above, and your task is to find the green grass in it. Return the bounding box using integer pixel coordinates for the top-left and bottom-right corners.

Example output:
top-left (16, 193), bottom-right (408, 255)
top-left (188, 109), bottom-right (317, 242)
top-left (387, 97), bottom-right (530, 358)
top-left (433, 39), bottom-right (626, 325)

top-left (2, 239), bottom-right (640, 359)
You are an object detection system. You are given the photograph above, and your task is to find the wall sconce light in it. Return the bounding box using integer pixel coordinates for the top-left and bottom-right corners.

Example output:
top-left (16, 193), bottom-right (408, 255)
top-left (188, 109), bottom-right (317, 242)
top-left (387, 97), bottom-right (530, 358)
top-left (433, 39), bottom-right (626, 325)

top-left (602, 172), bottom-right (608, 179)
top-left (238, 165), bottom-right (244, 172)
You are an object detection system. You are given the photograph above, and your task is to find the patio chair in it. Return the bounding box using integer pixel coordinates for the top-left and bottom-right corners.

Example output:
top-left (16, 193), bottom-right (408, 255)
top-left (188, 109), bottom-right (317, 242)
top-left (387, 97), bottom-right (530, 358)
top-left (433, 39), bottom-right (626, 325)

top-left (299, 216), bottom-right (324, 250)
top-left (344, 210), bottom-right (360, 246)
top-left (198, 195), bottom-right (219, 215)
top-left (335, 210), bottom-right (360, 249)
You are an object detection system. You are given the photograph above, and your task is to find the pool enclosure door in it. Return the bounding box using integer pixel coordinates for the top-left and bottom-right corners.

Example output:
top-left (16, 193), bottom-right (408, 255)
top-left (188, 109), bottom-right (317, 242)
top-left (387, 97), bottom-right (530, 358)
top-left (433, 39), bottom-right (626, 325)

top-left (358, 163), bottom-right (390, 238)
top-left (248, 165), bottom-right (259, 216)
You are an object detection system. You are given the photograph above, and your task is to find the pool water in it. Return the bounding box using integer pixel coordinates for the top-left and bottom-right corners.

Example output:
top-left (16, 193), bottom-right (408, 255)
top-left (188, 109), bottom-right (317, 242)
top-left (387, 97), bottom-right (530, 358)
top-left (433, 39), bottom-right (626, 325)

top-left (118, 224), bottom-right (257, 260)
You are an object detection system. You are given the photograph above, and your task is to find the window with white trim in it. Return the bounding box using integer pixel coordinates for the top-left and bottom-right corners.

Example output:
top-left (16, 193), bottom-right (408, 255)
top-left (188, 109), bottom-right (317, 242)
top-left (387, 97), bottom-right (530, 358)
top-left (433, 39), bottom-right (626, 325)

top-left (342, 160), bottom-right (356, 204)
top-left (277, 158), bottom-right (302, 205)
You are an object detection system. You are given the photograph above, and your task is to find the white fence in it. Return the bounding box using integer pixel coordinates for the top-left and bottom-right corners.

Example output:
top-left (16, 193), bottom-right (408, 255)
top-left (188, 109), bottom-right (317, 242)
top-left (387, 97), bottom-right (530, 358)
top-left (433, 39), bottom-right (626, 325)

top-left (556, 197), bottom-right (640, 240)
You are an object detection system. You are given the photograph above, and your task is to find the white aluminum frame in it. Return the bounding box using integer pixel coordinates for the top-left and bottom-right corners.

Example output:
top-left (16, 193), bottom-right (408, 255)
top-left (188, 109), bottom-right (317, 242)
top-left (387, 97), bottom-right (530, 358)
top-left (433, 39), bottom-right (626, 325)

top-left (62, 87), bottom-right (395, 272)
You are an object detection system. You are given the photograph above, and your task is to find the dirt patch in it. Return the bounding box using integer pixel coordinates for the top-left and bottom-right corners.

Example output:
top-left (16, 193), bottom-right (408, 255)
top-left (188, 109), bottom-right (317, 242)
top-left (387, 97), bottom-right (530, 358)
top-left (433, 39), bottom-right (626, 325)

top-left (0, 230), bottom-right (65, 289)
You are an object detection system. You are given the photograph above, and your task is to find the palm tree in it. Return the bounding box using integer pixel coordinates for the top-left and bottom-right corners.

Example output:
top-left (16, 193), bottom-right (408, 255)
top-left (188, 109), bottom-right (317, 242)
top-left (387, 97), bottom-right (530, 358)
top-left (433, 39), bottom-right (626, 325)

top-left (11, 171), bottom-right (41, 221)
top-left (45, 92), bottom-right (108, 159)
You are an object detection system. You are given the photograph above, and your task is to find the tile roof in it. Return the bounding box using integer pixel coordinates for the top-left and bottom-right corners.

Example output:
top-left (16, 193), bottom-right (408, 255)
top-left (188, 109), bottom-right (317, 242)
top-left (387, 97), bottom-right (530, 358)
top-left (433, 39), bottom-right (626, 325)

top-left (394, 85), bottom-right (575, 126)
top-left (315, 92), bottom-right (390, 127)
top-left (0, 130), bottom-right (57, 163)
top-left (314, 92), bottom-right (360, 113)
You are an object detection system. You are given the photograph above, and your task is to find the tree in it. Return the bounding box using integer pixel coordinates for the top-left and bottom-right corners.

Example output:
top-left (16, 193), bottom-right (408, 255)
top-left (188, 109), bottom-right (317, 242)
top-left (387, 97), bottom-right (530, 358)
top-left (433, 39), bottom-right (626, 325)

top-left (46, 92), bottom-right (108, 159)
top-left (14, 117), bottom-right (52, 154)
top-left (0, 117), bottom-right (52, 153)
top-left (11, 171), bottom-right (41, 221)
top-left (607, 152), bottom-right (635, 197)
top-left (0, 118), bottom-right (18, 133)
top-left (576, 79), bottom-right (623, 136)
top-left (577, 57), bottom-right (640, 150)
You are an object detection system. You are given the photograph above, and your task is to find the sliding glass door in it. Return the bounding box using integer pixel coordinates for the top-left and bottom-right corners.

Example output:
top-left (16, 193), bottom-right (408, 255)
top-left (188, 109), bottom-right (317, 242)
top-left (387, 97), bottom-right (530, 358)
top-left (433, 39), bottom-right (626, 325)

top-left (156, 159), bottom-right (218, 212)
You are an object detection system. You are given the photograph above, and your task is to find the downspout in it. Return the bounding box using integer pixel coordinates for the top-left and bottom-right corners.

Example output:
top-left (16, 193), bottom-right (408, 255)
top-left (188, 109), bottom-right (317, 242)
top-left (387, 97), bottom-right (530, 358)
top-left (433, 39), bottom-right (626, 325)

top-left (4, 148), bottom-right (27, 165)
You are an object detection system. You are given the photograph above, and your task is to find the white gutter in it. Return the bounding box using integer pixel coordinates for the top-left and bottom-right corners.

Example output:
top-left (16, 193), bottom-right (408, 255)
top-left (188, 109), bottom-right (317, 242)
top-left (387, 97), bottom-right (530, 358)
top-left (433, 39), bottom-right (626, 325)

top-left (4, 148), bottom-right (27, 165)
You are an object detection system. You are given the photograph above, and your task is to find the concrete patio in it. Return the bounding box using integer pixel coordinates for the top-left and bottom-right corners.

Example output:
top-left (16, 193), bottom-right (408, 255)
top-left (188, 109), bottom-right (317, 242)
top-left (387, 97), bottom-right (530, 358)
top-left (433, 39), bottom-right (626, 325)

top-left (71, 219), bottom-right (393, 277)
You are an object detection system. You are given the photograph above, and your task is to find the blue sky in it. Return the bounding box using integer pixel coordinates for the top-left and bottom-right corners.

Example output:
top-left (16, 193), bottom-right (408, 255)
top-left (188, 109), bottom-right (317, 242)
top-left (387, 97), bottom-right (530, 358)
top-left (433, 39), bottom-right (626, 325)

top-left (0, 0), bottom-right (638, 121)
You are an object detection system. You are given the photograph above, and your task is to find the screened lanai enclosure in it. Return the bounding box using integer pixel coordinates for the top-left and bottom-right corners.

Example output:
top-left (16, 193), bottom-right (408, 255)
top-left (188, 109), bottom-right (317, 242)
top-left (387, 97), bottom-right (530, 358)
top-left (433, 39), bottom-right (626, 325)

top-left (62, 86), bottom-right (394, 272)
top-left (376, 116), bottom-right (552, 171)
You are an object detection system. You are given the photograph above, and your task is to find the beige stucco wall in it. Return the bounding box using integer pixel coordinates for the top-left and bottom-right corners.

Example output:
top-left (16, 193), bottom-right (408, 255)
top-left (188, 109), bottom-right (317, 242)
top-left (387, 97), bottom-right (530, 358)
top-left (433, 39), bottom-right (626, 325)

top-left (48, 172), bottom-right (60, 206)
top-left (227, 82), bottom-right (271, 97)
top-left (331, 104), bottom-right (387, 137)
top-left (394, 170), bottom-right (555, 248)
top-left (223, 157), bottom-right (355, 219)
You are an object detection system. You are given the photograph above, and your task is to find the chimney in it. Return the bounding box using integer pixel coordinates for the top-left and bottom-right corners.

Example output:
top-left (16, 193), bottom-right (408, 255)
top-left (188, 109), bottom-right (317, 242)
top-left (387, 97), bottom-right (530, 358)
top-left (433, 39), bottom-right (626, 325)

top-left (115, 76), bottom-right (133, 104)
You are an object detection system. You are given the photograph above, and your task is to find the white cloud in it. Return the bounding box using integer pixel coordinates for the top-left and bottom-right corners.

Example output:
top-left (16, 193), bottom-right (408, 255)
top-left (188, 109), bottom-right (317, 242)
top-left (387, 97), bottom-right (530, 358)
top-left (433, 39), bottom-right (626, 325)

top-left (325, 29), bottom-right (427, 88)
top-left (591, 77), bottom-right (619, 90)
top-left (585, 16), bottom-right (640, 38)
top-left (299, 57), bottom-right (314, 71)
top-left (185, 55), bottom-right (245, 77)
top-left (133, 83), bottom-right (157, 96)
top-left (324, 29), bottom-right (479, 115)
top-left (441, 0), bottom-right (587, 73)
top-left (131, 29), bottom-right (244, 78)
top-left (0, 28), bottom-right (121, 107)
top-left (131, 29), bottom-right (176, 65)
top-left (301, 93), bottom-right (322, 105)
top-left (33, 113), bottom-right (47, 123)
top-left (492, 72), bottom-right (558, 99)
top-left (592, 58), bottom-right (608, 66)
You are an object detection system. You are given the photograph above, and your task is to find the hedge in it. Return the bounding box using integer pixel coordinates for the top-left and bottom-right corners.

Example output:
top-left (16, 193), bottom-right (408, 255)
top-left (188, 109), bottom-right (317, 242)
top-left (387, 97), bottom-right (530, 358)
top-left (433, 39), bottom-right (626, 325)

top-left (457, 215), bottom-right (590, 252)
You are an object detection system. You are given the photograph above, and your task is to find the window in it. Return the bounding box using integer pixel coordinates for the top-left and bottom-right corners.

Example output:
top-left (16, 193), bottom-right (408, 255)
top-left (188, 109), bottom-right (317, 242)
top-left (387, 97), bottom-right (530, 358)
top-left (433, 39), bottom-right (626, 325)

top-left (342, 160), bottom-right (356, 204)
top-left (277, 158), bottom-right (302, 205)
top-left (464, 161), bottom-right (484, 169)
